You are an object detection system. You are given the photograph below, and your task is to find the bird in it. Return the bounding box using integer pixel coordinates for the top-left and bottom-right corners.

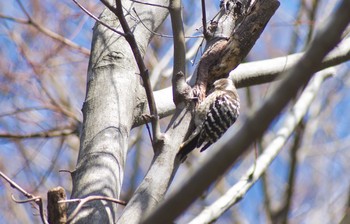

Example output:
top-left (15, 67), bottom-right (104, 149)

top-left (178, 78), bottom-right (240, 161)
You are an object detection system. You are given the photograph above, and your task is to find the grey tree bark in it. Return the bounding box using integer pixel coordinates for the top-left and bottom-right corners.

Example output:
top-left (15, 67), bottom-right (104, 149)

top-left (68, 1), bottom-right (169, 223)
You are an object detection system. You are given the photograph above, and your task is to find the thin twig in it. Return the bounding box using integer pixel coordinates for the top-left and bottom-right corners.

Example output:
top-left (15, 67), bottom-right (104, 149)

top-left (0, 14), bottom-right (28, 24)
top-left (0, 107), bottom-right (51, 118)
top-left (260, 140), bottom-right (274, 222)
top-left (132, 7), bottom-right (203, 39)
top-left (0, 126), bottom-right (75, 139)
top-left (0, 171), bottom-right (31, 197)
top-left (11, 195), bottom-right (41, 203)
top-left (71, 0), bottom-right (125, 37)
top-left (11, 36), bottom-right (81, 121)
top-left (201, 0), bottom-right (208, 38)
top-left (2, 9), bottom-right (82, 122)
top-left (16, 0), bottom-right (31, 19)
top-left (34, 139), bottom-right (65, 193)
top-left (0, 171), bottom-right (49, 224)
top-left (132, 8), bottom-right (173, 38)
top-left (12, 0), bottom-right (90, 55)
top-left (277, 122), bottom-right (303, 223)
top-left (59, 169), bottom-right (74, 174)
top-left (101, 0), bottom-right (118, 16)
top-left (0, 13), bottom-right (90, 56)
top-left (62, 196), bottom-right (126, 222)
top-left (142, 115), bottom-right (153, 143)
top-left (130, 0), bottom-right (169, 9)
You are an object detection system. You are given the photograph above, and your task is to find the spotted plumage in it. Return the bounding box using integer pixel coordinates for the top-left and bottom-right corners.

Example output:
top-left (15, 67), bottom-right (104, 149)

top-left (178, 78), bottom-right (240, 160)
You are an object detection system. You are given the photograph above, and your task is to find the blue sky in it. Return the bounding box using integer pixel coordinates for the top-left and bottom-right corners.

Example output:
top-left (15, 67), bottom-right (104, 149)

top-left (0, 0), bottom-right (349, 223)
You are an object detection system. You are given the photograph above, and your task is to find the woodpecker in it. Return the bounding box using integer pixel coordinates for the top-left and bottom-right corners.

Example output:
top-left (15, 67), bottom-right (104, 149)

top-left (178, 78), bottom-right (240, 161)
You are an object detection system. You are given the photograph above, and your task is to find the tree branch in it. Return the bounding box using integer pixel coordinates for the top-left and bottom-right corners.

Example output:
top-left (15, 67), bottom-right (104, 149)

top-left (192, 0), bottom-right (278, 100)
top-left (201, 0), bottom-right (208, 38)
top-left (0, 171), bottom-right (49, 224)
top-left (231, 37), bottom-right (350, 88)
top-left (1, 2), bottom-right (90, 55)
top-left (0, 126), bottom-right (76, 139)
top-left (273, 122), bottom-right (304, 223)
top-left (141, 0), bottom-right (350, 222)
top-left (71, 0), bottom-right (126, 36)
top-left (133, 37), bottom-right (350, 127)
top-left (169, 0), bottom-right (189, 106)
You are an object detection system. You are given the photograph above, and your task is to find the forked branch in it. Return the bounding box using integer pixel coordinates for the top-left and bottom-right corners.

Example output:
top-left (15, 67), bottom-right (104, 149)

top-left (0, 171), bottom-right (48, 224)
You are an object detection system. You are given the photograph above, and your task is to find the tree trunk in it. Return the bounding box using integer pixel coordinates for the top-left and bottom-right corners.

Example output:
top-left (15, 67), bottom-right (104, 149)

top-left (68, 1), bottom-right (169, 223)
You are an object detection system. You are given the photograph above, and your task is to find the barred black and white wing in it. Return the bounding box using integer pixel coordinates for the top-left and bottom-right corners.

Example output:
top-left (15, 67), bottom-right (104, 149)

top-left (196, 93), bottom-right (239, 152)
top-left (178, 78), bottom-right (240, 161)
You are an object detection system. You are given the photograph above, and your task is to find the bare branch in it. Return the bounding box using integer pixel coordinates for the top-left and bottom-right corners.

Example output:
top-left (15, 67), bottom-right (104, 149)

top-left (0, 126), bottom-right (76, 139)
top-left (142, 0), bottom-right (350, 222)
top-left (130, 0), bottom-right (169, 9)
top-left (201, 0), bottom-right (208, 38)
top-left (3, 1), bottom-right (91, 55)
top-left (71, 0), bottom-right (126, 37)
top-left (59, 169), bottom-right (74, 174)
top-left (1, 171), bottom-right (33, 198)
top-left (0, 13), bottom-right (90, 55)
top-left (231, 37), bottom-right (350, 88)
top-left (132, 8), bottom-right (203, 39)
top-left (0, 171), bottom-right (49, 224)
top-left (0, 14), bottom-right (29, 24)
top-left (144, 119), bottom-right (153, 143)
top-left (132, 36), bottom-right (350, 128)
top-left (150, 36), bottom-right (202, 88)
top-left (132, 8), bottom-right (173, 38)
top-left (11, 195), bottom-right (42, 203)
top-left (169, 0), bottom-right (188, 106)
top-left (9, 42), bottom-right (81, 121)
top-left (0, 107), bottom-right (52, 118)
top-left (274, 122), bottom-right (303, 223)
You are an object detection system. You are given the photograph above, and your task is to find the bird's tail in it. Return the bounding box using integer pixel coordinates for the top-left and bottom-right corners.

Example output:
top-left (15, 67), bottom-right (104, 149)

top-left (177, 134), bottom-right (199, 162)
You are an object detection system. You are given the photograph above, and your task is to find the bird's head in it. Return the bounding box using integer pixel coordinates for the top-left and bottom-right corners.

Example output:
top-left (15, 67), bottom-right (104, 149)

top-left (213, 78), bottom-right (235, 91)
